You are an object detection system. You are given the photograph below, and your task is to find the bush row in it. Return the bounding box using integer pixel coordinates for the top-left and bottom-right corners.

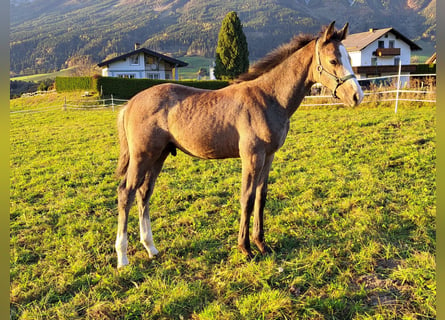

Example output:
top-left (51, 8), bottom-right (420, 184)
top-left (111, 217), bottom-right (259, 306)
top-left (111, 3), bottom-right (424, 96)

top-left (413, 63), bottom-right (436, 74)
top-left (55, 76), bottom-right (230, 99)
top-left (55, 76), bottom-right (97, 92)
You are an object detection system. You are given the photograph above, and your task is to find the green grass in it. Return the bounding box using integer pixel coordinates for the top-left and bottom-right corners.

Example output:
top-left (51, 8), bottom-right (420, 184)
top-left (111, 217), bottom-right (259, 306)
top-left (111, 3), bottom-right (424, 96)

top-left (179, 56), bottom-right (215, 80)
top-left (10, 94), bottom-right (435, 319)
top-left (11, 68), bottom-right (76, 82)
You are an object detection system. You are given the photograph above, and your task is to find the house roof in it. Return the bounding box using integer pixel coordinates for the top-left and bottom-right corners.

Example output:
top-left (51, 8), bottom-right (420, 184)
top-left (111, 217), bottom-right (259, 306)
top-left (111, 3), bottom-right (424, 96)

top-left (342, 27), bottom-right (422, 52)
top-left (97, 47), bottom-right (188, 68)
top-left (425, 52), bottom-right (436, 64)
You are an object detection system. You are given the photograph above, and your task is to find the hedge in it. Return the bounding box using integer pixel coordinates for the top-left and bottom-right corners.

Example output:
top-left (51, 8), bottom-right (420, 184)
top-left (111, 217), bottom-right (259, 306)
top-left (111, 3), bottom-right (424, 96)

top-left (55, 76), bottom-right (230, 99)
top-left (96, 77), bottom-right (230, 99)
top-left (55, 76), bottom-right (97, 92)
top-left (413, 63), bottom-right (436, 74)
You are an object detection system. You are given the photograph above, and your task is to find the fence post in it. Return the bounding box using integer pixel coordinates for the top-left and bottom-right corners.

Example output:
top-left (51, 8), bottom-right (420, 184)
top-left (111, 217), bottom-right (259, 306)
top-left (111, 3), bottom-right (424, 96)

top-left (111, 94), bottom-right (115, 111)
top-left (394, 59), bottom-right (402, 114)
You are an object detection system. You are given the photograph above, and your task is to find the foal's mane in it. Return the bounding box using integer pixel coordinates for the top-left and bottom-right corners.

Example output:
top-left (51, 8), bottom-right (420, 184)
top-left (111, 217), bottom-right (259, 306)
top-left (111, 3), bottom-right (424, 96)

top-left (234, 27), bottom-right (344, 83)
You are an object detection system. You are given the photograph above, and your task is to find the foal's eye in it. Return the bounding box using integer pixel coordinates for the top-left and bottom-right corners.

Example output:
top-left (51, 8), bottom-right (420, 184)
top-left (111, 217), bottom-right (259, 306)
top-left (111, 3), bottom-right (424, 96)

top-left (330, 59), bottom-right (338, 66)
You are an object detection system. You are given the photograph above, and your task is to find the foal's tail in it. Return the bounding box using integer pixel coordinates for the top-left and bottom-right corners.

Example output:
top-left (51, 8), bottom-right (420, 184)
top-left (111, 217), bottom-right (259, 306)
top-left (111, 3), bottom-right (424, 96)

top-left (116, 106), bottom-right (129, 178)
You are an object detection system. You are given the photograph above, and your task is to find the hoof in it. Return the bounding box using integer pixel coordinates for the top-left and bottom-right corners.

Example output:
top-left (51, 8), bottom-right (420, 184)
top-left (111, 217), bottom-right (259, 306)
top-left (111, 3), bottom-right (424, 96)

top-left (117, 256), bottom-right (129, 269)
top-left (255, 240), bottom-right (272, 255)
top-left (238, 245), bottom-right (254, 260)
top-left (147, 246), bottom-right (159, 258)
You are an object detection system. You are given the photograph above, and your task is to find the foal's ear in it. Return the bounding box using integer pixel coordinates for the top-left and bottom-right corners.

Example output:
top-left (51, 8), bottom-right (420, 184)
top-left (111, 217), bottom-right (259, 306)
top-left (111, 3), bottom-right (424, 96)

top-left (322, 21), bottom-right (336, 42)
top-left (339, 22), bottom-right (349, 41)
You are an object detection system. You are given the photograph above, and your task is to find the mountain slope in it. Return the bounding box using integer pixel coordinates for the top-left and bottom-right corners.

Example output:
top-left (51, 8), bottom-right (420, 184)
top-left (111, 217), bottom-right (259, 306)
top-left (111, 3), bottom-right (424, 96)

top-left (10, 0), bottom-right (435, 75)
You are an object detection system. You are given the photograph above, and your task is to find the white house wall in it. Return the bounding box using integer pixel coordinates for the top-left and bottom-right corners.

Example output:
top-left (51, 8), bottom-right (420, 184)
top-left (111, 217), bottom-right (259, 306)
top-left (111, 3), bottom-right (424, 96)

top-left (351, 32), bottom-right (411, 67)
top-left (349, 51), bottom-right (362, 67)
top-left (397, 41), bottom-right (411, 65)
top-left (102, 53), bottom-right (174, 80)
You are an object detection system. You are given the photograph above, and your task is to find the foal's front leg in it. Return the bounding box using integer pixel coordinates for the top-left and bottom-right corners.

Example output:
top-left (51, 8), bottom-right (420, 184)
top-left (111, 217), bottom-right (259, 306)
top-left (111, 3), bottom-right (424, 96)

top-left (238, 152), bottom-right (266, 258)
top-left (252, 154), bottom-right (274, 255)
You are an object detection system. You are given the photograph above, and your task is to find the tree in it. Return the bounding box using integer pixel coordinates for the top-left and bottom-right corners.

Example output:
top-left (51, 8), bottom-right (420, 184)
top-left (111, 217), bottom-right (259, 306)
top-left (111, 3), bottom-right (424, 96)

top-left (214, 11), bottom-right (249, 80)
top-left (67, 55), bottom-right (101, 77)
top-left (37, 79), bottom-right (54, 91)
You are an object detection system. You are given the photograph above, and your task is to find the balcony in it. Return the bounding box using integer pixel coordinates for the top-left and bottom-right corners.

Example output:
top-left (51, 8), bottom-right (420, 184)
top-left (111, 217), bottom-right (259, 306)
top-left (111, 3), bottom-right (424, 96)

top-left (375, 48), bottom-right (401, 56)
top-left (352, 65), bottom-right (417, 75)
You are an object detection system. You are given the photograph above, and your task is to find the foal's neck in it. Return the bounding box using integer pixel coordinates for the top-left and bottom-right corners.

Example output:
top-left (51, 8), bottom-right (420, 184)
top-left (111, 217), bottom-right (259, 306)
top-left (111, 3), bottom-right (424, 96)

top-left (257, 40), bottom-right (317, 117)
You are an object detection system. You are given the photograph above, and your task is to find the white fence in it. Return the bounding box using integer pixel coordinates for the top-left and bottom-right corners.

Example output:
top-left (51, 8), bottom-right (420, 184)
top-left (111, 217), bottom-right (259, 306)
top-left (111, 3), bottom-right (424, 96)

top-left (300, 88), bottom-right (436, 106)
top-left (10, 95), bottom-right (128, 115)
top-left (300, 73), bottom-right (436, 113)
top-left (20, 89), bottom-right (57, 98)
top-left (11, 74), bottom-right (435, 115)
top-left (61, 95), bottom-right (128, 111)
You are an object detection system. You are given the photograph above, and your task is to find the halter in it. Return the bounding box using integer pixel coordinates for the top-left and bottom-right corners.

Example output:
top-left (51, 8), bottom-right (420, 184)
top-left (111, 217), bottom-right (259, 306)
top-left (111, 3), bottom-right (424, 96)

top-left (315, 39), bottom-right (356, 98)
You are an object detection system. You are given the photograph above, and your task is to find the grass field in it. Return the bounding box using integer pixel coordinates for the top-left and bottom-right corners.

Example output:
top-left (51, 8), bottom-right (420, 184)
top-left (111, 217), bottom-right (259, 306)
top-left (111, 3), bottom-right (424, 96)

top-left (10, 93), bottom-right (435, 319)
top-left (10, 68), bottom-right (76, 82)
top-left (179, 56), bottom-right (215, 80)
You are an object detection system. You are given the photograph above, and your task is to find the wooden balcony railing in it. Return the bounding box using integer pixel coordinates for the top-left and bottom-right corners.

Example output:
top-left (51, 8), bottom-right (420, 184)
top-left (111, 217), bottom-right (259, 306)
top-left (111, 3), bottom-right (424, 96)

top-left (352, 65), bottom-right (417, 74)
top-left (375, 48), bottom-right (401, 56)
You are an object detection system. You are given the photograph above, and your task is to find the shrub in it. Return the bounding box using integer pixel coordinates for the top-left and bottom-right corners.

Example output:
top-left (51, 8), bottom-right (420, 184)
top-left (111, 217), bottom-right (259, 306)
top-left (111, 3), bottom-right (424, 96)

top-left (10, 80), bottom-right (38, 98)
top-left (96, 77), bottom-right (230, 99)
top-left (55, 76), bottom-right (96, 92)
top-left (37, 79), bottom-right (54, 91)
top-left (55, 76), bottom-right (230, 99)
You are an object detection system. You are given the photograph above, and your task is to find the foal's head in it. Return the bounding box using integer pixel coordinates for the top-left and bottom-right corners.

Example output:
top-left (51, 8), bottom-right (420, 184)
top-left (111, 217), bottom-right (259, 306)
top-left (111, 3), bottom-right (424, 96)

top-left (313, 21), bottom-right (364, 107)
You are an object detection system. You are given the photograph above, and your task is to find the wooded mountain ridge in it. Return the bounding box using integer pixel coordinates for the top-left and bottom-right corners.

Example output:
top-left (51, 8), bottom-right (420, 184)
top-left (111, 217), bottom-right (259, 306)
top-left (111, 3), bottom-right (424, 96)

top-left (10, 0), bottom-right (435, 76)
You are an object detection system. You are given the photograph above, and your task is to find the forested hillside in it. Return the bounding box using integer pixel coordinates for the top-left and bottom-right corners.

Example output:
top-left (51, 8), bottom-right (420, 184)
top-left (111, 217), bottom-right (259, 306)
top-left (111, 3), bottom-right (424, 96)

top-left (10, 0), bottom-right (435, 76)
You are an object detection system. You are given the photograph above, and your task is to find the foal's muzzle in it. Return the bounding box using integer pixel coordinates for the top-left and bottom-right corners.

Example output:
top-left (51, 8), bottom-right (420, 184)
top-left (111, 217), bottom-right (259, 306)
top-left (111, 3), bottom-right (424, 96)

top-left (331, 74), bottom-right (357, 99)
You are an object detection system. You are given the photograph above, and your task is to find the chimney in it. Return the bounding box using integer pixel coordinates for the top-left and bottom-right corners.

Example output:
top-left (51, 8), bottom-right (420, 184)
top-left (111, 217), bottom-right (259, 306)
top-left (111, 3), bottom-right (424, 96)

top-left (134, 42), bottom-right (141, 50)
top-left (369, 28), bottom-right (374, 33)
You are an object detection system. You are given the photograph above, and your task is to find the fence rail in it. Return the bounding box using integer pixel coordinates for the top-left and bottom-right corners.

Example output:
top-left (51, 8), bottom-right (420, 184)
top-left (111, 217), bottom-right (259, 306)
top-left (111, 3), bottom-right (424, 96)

top-left (11, 95), bottom-right (128, 115)
top-left (20, 89), bottom-right (57, 98)
top-left (299, 89), bottom-right (436, 108)
top-left (11, 74), bottom-right (436, 115)
top-left (61, 95), bottom-right (128, 111)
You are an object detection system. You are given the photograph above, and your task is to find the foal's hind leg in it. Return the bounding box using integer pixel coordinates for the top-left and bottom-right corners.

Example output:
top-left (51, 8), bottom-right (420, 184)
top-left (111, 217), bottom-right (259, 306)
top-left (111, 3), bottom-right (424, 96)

top-left (116, 179), bottom-right (131, 268)
top-left (116, 174), bottom-right (141, 268)
top-left (116, 156), bottom-right (151, 268)
top-left (137, 151), bottom-right (169, 259)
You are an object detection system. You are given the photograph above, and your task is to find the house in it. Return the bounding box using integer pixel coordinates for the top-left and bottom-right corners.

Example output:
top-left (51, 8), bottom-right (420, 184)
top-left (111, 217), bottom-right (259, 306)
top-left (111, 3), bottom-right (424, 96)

top-left (342, 28), bottom-right (422, 82)
top-left (97, 44), bottom-right (188, 80)
top-left (425, 52), bottom-right (436, 64)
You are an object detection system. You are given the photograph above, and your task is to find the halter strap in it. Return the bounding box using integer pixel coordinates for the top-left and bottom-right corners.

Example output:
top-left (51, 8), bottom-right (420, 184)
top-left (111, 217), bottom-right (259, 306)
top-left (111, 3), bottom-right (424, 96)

top-left (315, 39), bottom-right (356, 98)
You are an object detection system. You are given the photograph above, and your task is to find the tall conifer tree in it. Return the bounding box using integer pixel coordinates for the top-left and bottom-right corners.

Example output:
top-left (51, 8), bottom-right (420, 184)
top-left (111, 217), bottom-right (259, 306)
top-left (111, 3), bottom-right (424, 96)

top-left (214, 11), bottom-right (249, 80)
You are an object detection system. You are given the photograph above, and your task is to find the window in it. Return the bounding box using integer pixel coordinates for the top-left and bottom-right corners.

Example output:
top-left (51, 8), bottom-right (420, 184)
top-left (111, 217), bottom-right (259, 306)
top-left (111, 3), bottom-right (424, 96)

top-left (389, 40), bottom-right (395, 48)
top-left (145, 56), bottom-right (155, 65)
top-left (117, 74), bottom-right (135, 79)
top-left (378, 40), bottom-right (385, 48)
top-left (371, 57), bottom-right (377, 66)
top-left (129, 55), bottom-right (139, 65)
top-left (147, 73), bottom-right (160, 80)
top-left (394, 57), bottom-right (400, 66)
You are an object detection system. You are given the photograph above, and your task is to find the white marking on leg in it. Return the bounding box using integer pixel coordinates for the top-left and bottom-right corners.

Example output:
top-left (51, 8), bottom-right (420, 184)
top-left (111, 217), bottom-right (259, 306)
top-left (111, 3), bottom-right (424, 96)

top-left (116, 233), bottom-right (129, 268)
top-left (140, 212), bottom-right (159, 258)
